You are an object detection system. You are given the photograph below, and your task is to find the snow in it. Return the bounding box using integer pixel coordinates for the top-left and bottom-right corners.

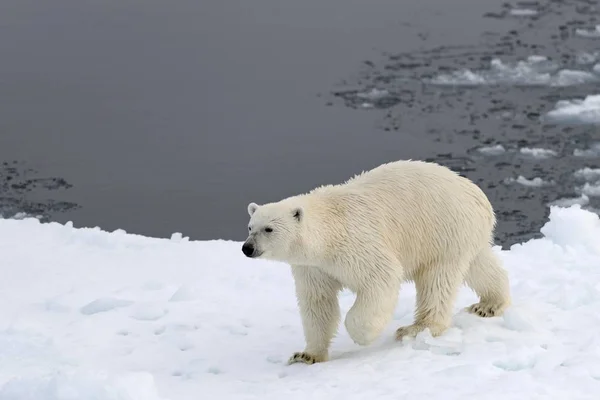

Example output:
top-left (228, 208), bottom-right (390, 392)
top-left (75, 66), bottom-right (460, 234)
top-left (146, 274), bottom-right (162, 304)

top-left (477, 144), bottom-right (506, 155)
top-left (2, 207), bottom-right (600, 399)
top-left (545, 94), bottom-right (600, 125)
top-left (0, 371), bottom-right (163, 400)
top-left (429, 56), bottom-right (598, 87)
top-left (519, 147), bottom-right (557, 158)
top-left (505, 176), bottom-right (552, 187)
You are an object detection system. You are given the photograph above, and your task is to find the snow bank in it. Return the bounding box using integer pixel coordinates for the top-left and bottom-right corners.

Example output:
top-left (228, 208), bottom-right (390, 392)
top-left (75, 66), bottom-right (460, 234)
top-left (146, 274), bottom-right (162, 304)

top-left (545, 94), bottom-right (600, 125)
top-left (2, 206), bottom-right (600, 399)
top-left (429, 56), bottom-right (598, 87)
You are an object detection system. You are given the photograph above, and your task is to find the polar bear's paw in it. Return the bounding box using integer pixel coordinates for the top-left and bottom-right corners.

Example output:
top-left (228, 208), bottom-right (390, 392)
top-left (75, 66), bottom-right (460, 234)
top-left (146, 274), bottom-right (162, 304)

top-left (467, 301), bottom-right (507, 318)
top-left (395, 323), bottom-right (447, 341)
top-left (287, 352), bottom-right (327, 365)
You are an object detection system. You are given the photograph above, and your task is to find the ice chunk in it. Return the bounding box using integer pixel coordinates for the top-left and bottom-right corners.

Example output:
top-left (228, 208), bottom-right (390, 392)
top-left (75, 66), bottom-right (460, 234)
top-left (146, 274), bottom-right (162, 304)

top-left (545, 95), bottom-right (600, 125)
top-left (575, 25), bottom-right (600, 38)
top-left (509, 9), bottom-right (538, 17)
top-left (80, 298), bottom-right (133, 315)
top-left (581, 182), bottom-right (600, 197)
top-left (169, 285), bottom-right (196, 302)
top-left (356, 88), bottom-right (389, 101)
top-left (429, 56), bottom-right (597, 87)
top-left (574, 168), bottom-right (600, 182)
top-left (549, 194), bottom-right (590, 207)
top-left (477, 144), bottom-right (506, 155)
top-left (519, 147), bottom-right (557, 158)
top-left (506, 176), bottom-right (552, 187)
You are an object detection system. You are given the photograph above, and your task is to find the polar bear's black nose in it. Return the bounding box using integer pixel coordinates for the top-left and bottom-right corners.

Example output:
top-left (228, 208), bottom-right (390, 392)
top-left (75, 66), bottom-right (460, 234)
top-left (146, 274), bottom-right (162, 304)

top-left (242, 242), bottom-right (255, 257)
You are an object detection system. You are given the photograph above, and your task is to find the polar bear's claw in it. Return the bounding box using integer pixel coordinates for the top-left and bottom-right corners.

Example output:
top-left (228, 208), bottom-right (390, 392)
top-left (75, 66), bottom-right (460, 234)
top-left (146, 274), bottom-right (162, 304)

top-left (467, 302), bottom-right (506, 318)
top-left (395, 323), bottom-right (447, 340)
top-left (287, 352), bottom-right (325, 365)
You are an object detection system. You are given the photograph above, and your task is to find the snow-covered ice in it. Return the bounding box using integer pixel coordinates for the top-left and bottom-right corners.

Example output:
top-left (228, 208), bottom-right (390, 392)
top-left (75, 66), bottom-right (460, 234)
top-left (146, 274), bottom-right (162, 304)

top-left (505, 176), bottom-right (553, 187)
top-left (2, 207), bottom-right (600, 399)
top-left (356, 88), bottom-right (389, 101)
top-left (509, 8), bottom-right (538, 17)
top-left (356, 88), bottom-right (390, 109)
top-left (545, 94), bottom-right (600, 125)
top-left (429, 56), bottom-right (598, 87)
top-left (581, 182), bottom-right (600, 197)
top-left (576, 51), bottom-right (600, 65)
top-left (574, 168), bottom-right (600, 183)
top-left (519, 147), bottom-right (557, 159)
top-left (477, 144), bottom-right (506, 156)
top-left (549, 194), bottom-right (590, 208)
top-left (575, 25), bottom-right (600, 39)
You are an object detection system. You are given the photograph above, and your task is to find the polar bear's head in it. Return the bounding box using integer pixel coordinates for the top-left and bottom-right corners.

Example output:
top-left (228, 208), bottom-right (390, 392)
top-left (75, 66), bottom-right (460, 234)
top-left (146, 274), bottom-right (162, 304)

top-left (242, 200), bottom-right (304, 262)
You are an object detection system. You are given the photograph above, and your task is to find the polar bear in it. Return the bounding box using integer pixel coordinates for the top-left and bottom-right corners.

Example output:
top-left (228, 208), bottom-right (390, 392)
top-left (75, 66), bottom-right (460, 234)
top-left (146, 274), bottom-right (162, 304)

top-left (242, 160), bottom-right (511, 365)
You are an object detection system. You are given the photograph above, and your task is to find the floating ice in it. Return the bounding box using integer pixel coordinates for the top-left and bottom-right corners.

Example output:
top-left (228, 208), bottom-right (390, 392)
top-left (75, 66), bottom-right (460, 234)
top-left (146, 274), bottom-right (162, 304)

top-left (575, 25), bottom-right (600, 38)
top-left (356, 88), bottom-right (389, 100)
top-left (429, 56), bottom-right (598, 87)
top-left (519, 147), bottom-right (557, 158)
top-left (477, 144), bottom-right (506, 155)
top-left (509, 8), bottom-right (538, 16)
top-left (576, 52), bottom-right (600, 65)
top-left (581, 182), bottom-right (600, 197)
top-left (574, 168), bottom-right (600, 182)
top-left (574, 143), bottom-right (600, 157)
top-left (505, 176), bottom-right (552, 187)
top-left (545, 95), bottom-right (600, 125)
top-left (549, 194), bottom-right (590, 207)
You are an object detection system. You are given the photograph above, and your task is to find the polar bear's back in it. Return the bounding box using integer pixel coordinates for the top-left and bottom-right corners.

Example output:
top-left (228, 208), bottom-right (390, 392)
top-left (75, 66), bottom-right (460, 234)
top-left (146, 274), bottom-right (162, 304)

top-left (311, 160), bottom-right (496, 271)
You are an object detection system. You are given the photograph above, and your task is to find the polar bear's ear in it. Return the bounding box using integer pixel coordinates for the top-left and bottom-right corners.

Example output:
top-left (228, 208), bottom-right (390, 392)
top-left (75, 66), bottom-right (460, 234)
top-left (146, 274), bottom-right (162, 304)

top-left (292, 207), bottom-right (303, 222)
top-left (247, 202), bottom-right (259, 216)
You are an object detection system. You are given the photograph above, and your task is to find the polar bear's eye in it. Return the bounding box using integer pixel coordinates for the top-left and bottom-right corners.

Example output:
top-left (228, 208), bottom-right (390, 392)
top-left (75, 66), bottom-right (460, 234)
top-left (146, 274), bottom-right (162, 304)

top-left (248, 226), bottom-right (252, 231)
top-left (264, 227), bottom-right (273, 233)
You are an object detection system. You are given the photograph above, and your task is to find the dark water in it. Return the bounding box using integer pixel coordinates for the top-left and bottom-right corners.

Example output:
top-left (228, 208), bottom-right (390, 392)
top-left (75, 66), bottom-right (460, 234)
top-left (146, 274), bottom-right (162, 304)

top-left (1, 0), bottom-right (599, 247)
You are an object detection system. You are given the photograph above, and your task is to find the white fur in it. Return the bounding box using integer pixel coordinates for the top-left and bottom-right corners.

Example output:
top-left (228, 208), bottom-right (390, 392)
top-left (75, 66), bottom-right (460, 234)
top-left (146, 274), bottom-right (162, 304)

top-left (243, 160), bottom-right (511, 364)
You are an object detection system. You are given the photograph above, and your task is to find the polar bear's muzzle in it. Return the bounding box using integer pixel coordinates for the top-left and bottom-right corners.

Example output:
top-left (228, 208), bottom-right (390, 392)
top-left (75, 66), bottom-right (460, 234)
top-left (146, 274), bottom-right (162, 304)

top-left (242, 240), bottom-right (260, 258)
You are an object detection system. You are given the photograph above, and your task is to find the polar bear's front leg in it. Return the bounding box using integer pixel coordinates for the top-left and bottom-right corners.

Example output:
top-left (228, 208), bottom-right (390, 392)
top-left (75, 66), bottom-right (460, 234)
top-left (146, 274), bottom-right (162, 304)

top-left (344, 278), bottom-right (400, 347)
top-left (288, 265), bottom-right (342, 365)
